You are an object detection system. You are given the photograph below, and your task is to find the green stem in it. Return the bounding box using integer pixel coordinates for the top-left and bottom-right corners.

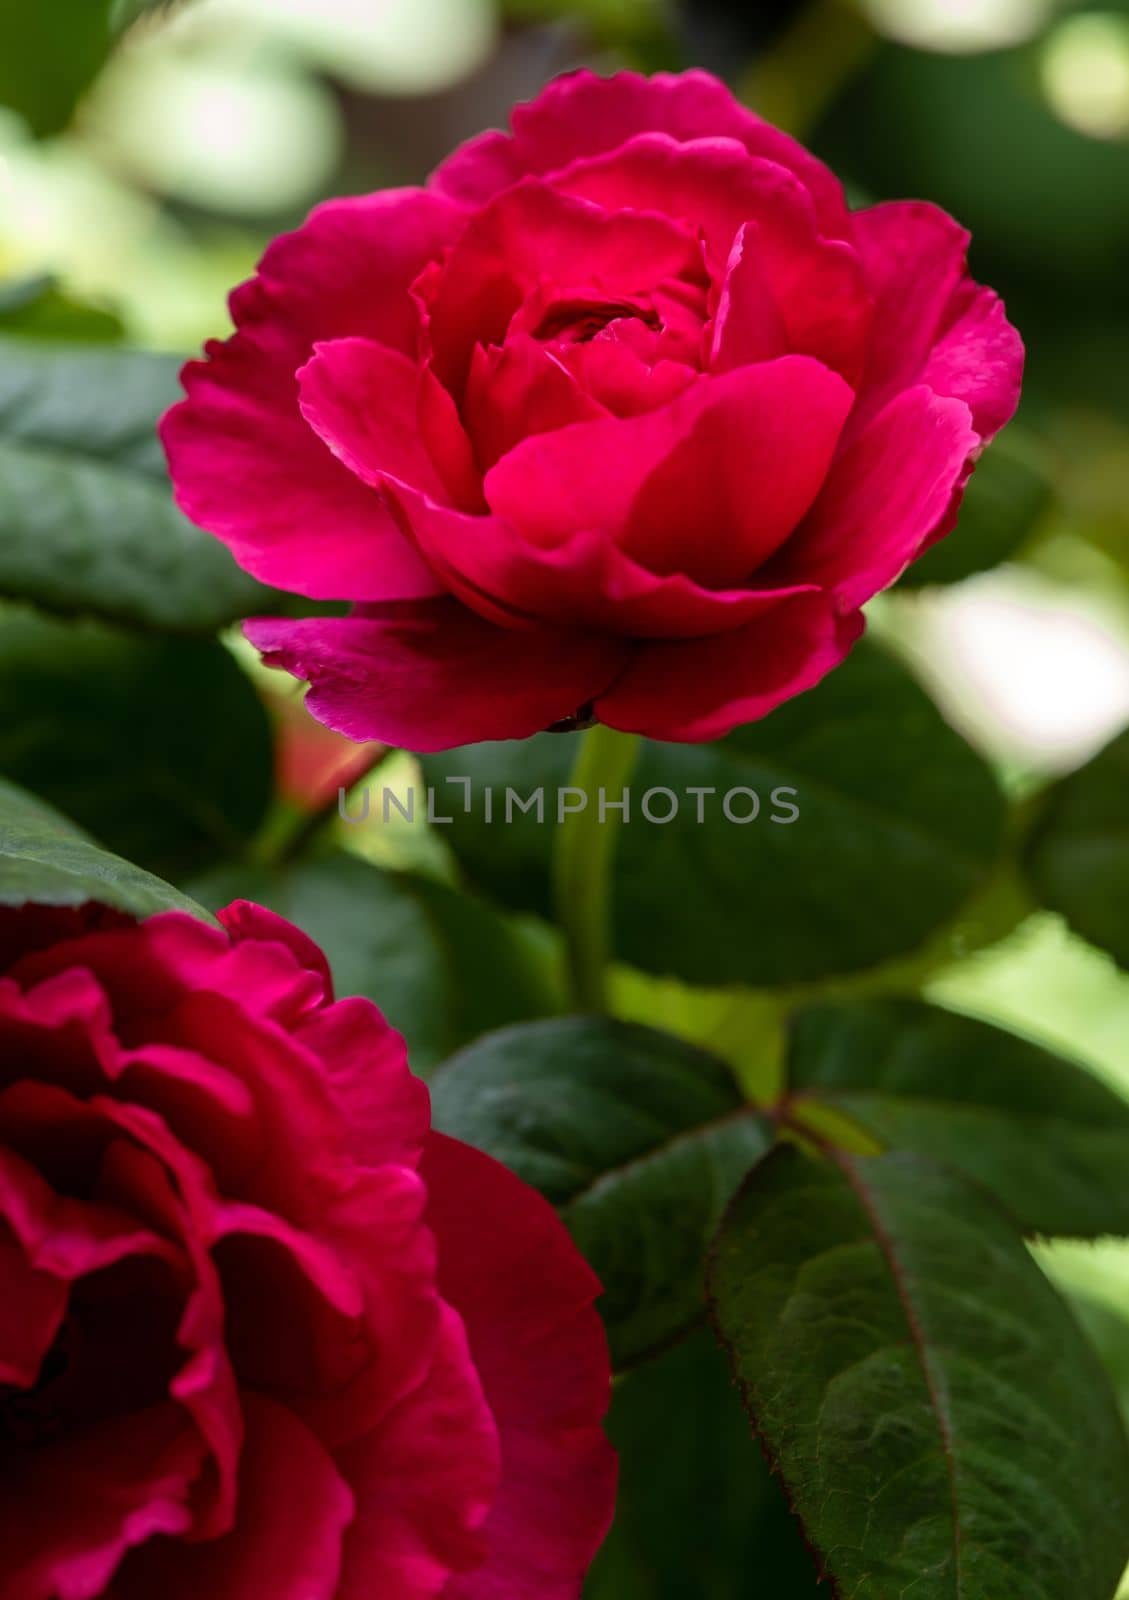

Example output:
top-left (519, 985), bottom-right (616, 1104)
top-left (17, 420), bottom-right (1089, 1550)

top-left (553, 723), bottom-right (641, 1014)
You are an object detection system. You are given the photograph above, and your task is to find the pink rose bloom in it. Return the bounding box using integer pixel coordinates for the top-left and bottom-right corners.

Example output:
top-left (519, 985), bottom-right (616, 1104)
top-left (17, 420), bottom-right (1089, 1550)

top-left (0, 900), bottom-right (614, 1599)
top-left (163, 69), bottom-right (1022, 750)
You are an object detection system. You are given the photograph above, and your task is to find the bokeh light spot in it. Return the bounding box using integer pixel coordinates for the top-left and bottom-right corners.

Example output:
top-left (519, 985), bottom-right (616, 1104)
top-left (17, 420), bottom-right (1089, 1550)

top-left (860, 0), bottom-right (1053, 54)
top-left (1042, 12), bottom-right (1129, 141)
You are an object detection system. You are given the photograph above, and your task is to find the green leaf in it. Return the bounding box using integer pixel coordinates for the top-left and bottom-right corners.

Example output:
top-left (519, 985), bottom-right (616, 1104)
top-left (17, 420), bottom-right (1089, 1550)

top-left (897, 431), bottom-right (1051, 588)
top-left (1027, 726), bottom-right (1129, 968)
top-left (0, 613), bottom-right (273, 882)
top-left (0, 777), bottom-right (213, 922)
top-left (709, 1146), bottom-right (1129, 1600)
top-left (430, 1017), bottom-right (771, 1365)
top-left (0, 277), bottom-right (124, 344)
top-left (0, 2), bottom-right (114, 137)
top-left (422, 641), bottom-right (1007, 986)
top-left (585, 1329), bottom-right (820, 1598)
top-left (786, 998), bottom-right (1129, 1237)
top-left (1066, 1291), bottom-right (1129, 1427)
top-left (188, 854), bottom-right (561, 1076)
top-left (0, 339), bottom-right (284, 631)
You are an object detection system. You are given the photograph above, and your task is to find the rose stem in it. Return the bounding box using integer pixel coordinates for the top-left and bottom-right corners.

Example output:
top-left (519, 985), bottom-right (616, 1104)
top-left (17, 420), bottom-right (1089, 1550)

top-left (552, 722), bottom-right (641, 1014)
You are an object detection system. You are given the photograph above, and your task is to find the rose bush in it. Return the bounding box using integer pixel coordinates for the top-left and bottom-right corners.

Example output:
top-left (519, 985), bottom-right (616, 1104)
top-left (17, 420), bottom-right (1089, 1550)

top-left (0, 899), bottom-right (614, 1600)
top-left (162, 68), bottom-right (1023, 750)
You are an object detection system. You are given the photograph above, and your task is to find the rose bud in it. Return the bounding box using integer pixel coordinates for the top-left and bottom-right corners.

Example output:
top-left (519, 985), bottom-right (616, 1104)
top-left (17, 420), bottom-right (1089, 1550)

top-left (0, 900), bottom-right (614, 1599)
top-left (163, 69), bottom-right (1022, 750)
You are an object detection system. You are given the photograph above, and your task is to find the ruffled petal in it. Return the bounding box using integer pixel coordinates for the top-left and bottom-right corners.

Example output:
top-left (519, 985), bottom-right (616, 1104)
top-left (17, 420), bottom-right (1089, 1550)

top-left (923, 278), bottom-right (1024, 442)
top-left (216, 902), bottom-right (335, 1001)
top-left (115, 1397), bottom-right (354, 1600)
top-left (430, 68), bottom-right (848, 237)
top-left (418, 177), bottom-right (705, 395)
top-left (553, 134), bottom-right (870, 382)
top-left (548, 132), bottom-right (773, 264)
top-left (245, 604), bottom-right (631, 751)
top-left (249, 188), bottom-right (467, 360)
top-left (290, 998), bottom-right (429, 1171)
top-left (0, 1407), bottom-right (205, 1600)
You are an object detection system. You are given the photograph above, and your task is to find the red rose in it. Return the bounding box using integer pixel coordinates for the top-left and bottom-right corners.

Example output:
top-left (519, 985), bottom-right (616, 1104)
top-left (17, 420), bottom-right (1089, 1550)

top-left (0, 900), bottom-right (614, 1599)
top-left (162, 69), bottom-right (1023, 750)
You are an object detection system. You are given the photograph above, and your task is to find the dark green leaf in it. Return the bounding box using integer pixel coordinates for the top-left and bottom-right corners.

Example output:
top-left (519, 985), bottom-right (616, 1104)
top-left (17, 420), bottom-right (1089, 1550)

top-left (1027, 726), bottom-right (1129, 968)
top-left (0, 613), bottom-right (273, 881)
top-left (0, 277), bottom-right (124, 344)
top-left (422, 641), bottom-right (1007, 986)
top-left (0, 2), bottom-right (113, 137)
top-left (430, 1017), bottom-right (771, 1365)
top-left (0, 777), bottom-right (212, 922)
top-left (585, 1329), bottom-right (820, 1598)
top-left (1067, 1291), bottom-right (1129, 1427)
top-left (0, 339), bottom-right (284, 631)
top-left (786, 998), bottom-right (1129, 1236)
top-left (710, 1147), bottom-right (1129, 1600)
top-left (897, 432), bottom-right (1051, 587)
top-left (188, 854), bottom-right (561, 1076)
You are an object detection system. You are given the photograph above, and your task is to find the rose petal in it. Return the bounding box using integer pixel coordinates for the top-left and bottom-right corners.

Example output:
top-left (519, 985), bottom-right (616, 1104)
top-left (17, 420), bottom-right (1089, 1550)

top-left (595, 592), bottom-right (864, 741)
top-left (923, 278), bottom-right (1025, 442)
top-left (622, 357), bottom-right (853, 586)
top-left (484, 357), bottom-right (852, 588)
top-left (418, 177), bottom-right (705, 395)
top-left (553, 134), bottom-right (871, 382)
top-left (849, 200), bottom-right (1022, 441)
top-left (0, 905), bottom-right (130, 973)
top-left (0, 968), bottom-right (116, 1100)
top-left (336, 1303), bottom-right (500, 1600)
top-left (431, 68), bottom-right (848, 237)
top-left (421, 1134), bottom-right (616, 1599)
top-left (249, 188), bottom-right (466, 361)
top-left (0, 1146), bottom-right (177, 1285)
top-left (246, 604), bottom-right (631, 751)
top-left (709, 221), bottom-right (789, 371)
top-left (0, 1407), bottom-right (205, 1600)
top-left (163, 322), bottom-right (440, 604)
top-left (297, 339), bottom-right (448, 503)
top-left (556, 341), bottom-right (698, 419)
top-left (290, 998), bottom-right (430, 1171)
top-left (217, 902), bottom-right (335, 1001)
top-left (0, 1231), bottom-right (68, 1388)
top-left (462, 334), bottom-right (608, 472)
top-left (115, 1397), bottom-right (354, 1600)
top-left (162, 188), bottom-right (463, 602)
top-left (770, 384), bottom-right (980, 608)
top-left (392, 480), bottom-right (821, 638)
top-left (9, 914), bottom-right (324, 1040)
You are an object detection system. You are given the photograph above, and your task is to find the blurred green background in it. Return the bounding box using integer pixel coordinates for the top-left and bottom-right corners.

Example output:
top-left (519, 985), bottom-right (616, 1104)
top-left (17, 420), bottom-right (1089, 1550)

top-left (2, 0), bottom-right (1129, 1584)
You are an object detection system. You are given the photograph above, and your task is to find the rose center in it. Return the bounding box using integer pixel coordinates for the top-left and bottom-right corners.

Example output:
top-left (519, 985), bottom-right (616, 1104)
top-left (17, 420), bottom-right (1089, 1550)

top-left (532, 297), bottom-right (661, 346)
